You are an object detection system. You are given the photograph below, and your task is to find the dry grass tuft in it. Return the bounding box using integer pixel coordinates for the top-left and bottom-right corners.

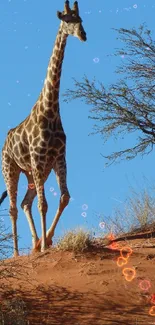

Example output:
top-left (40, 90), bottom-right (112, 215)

top-left (128, 189), bottom-right (155, 228)
top-left (102, 188), bottom-right (155, 237)
top-left (57, 228), bottom-right (92, 252)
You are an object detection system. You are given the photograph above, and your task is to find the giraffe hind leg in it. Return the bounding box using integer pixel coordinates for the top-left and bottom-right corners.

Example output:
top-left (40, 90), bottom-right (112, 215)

top-left (21, 172), bottom-right (39, 251)
top-left (2, 159), bottom-right (20, 257)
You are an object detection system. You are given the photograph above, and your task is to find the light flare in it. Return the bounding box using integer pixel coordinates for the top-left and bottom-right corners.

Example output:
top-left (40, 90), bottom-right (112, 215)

top-left (122, 267), bottom-right (136, 282)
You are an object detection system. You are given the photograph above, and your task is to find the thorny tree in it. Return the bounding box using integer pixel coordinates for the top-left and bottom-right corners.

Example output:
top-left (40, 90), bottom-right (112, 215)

top-left (64, 24), bottom-right (155, 165)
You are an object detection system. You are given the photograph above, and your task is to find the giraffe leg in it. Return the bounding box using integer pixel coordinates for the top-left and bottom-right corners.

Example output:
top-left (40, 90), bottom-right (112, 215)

top-left (2, 160), bottom-right (20, 257)
top-left (31, 167), bottom-right (48, 252)
top-left (47, 157), bottom-right (70, 241)
top-left (37, 156), bottom-right (70, 250)
top-left (21, 172), bottom-right (39, 251)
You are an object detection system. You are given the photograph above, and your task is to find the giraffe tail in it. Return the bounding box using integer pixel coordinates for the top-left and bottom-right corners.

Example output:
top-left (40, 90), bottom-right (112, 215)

top-left (0, 190), bottom-right (7, 205)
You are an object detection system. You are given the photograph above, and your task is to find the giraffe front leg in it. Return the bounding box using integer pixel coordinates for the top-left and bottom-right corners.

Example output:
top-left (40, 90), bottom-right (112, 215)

top-left (36, 190), bottom-right (70, 250)
top-left (32, 167), bottom-right (48, 252)
top-left (37, 185), bottom-right (48, 252)
top-left (46, 156), bottom-right (70, 244)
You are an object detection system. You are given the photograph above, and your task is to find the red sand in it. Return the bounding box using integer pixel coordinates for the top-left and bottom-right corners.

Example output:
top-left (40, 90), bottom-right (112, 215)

top-left (0, 237), bottom-right (155, 324)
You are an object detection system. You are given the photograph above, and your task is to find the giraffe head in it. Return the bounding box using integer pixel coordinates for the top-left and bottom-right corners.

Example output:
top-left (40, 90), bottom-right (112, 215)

top-left (57, 1), bottom-right (87, 42)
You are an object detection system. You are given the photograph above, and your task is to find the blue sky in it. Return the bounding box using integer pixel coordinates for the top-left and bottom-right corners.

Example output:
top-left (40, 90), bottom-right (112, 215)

top-left (0, 0), bottom-right (155, 252)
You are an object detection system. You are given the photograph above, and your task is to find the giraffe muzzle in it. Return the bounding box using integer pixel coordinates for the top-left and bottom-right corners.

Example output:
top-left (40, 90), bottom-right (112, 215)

top-left (79, 31), bottom-right (87, 42)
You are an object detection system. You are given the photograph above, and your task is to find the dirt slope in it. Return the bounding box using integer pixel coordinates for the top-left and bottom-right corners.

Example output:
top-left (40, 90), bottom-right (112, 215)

top-left (0, 237), bottom-right (155, 325)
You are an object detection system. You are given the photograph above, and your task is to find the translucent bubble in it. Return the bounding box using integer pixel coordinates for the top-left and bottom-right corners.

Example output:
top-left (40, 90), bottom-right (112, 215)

top-left (99, 222), bottom-right (105, 229)
top-left (16, 80), bottom-right (19, 83)
top-left (85, 11), bottom-right (91, 14)
top-left (123, 7), bottom-right (131, 11)
top-left (93, 57), bottom-right (99, 63)
top-left (70, 197), bottom-right (74, 202)
top-left (81, 212), bottom-right (87, 218)
top-left (8, 102), bottom-right (11, 106)
top-left (121, 55), bottom-right (125, 59)
top-left (50, 187), bottom-right (54, 192)
top-left (82, 204), bottom-right (88, 211)
top-left (24, 45), bottom-right (28, 50)
top-left (133, 4), bottom-right (137, 9)
top-left (139, 279), bottom-right (151, 291)
top-left (53, 192), bottom-right (57, 196)
top-left (99, 10), bottom-right (102, 13)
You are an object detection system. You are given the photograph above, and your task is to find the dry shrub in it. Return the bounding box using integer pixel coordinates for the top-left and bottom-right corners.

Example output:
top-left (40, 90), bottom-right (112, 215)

top-left (104, 188), bottom-right (155, 236)
top-left (0, 216), bottom-right (29, 325)
top-left (0, 296), bottom-right (29, 325)
top-left (57, 228), bottom-right (92, 252)
top-left (0, 217), bottom-right (13, 260)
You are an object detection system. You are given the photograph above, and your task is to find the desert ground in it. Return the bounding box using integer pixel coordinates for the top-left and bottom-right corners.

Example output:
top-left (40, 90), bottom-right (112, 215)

top-left (0, 231), bottom-right (155, 325)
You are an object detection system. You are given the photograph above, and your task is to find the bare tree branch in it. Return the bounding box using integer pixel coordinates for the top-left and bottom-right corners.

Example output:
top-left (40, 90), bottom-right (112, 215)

top-left (63, 25), bottom-right (155, 165)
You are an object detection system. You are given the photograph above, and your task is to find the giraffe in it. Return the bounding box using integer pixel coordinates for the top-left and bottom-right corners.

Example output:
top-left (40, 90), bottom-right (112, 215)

top-left (1, 0), bottom-right (87, 257)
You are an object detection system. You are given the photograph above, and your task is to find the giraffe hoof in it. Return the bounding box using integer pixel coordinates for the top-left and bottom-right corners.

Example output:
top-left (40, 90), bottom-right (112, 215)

top-left (33, 239), bottom-right (42, 252)
top-left (35, 237), bottom-right (53, 251)
top-left (13, 252), bottom-right (19, 258)
top-left (47, 238), bottom-right (53, 247)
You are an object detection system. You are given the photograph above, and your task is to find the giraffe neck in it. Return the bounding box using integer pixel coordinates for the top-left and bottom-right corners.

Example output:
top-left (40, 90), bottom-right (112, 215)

top-left (41, 25), bottom-right (68, 114)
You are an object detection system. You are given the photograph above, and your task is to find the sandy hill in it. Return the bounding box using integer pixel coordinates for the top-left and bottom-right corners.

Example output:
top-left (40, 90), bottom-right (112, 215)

top-left (0, 234), bottom-right (155, 325)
